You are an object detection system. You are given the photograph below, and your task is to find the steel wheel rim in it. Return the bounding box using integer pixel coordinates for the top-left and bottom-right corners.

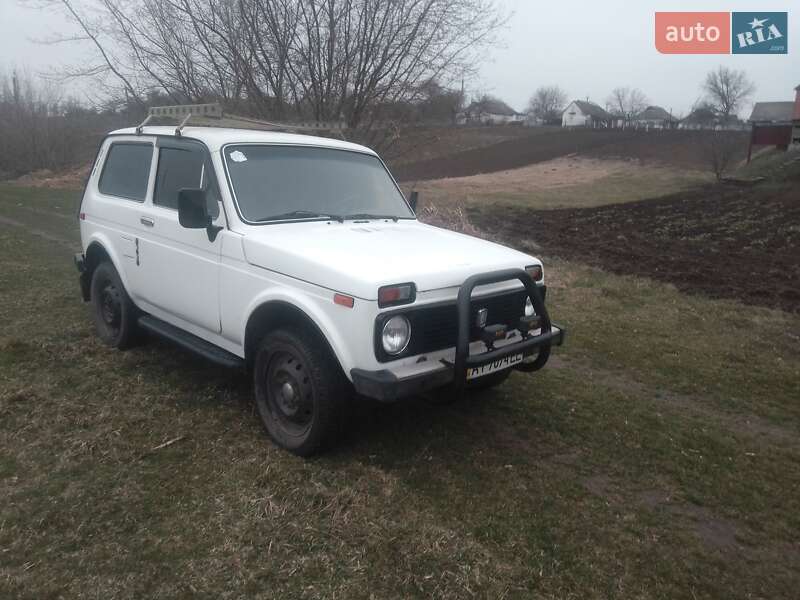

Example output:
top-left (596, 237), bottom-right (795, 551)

top-left (99, 280), bottom-right (122, 335)
top-left (265, 350), bottom-right (314, 436)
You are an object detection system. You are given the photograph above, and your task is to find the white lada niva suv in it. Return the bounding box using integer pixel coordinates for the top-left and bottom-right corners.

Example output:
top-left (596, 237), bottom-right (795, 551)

top-left (75, 117), bottom-right (565, 455)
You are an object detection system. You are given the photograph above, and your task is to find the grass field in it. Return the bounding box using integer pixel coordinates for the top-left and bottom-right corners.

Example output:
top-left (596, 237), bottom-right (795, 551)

top-left (406, 157), bottom-right (711, 211)
top-left (1, 183), bottom-right (799, 598)
top-left (392, 129), bottom-right (749, 182)
top-left (384, 124), bottom-right (545, 167)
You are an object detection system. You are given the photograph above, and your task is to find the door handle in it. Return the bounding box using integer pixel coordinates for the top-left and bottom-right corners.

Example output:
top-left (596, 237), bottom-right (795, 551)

top-left (140, 217), bottom-right (155, 227)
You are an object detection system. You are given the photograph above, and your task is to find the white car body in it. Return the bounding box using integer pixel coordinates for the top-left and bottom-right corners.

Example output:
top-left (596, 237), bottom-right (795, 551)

top-left (77, 125), bottom-right (562, 406)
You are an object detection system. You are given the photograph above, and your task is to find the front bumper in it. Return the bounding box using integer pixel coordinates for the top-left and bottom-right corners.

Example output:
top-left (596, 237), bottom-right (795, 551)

top-left (351, 268), bottom-right (565, 402)
top-left (351, 324), bottom-right (564, 401)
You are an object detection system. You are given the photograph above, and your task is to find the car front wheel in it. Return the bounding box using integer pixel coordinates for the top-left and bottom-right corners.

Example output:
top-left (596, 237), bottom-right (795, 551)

top-left (253, 328), bottom-right (349, 456)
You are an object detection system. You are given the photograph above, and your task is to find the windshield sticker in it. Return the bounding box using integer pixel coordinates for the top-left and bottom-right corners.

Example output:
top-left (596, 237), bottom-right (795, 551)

top-left (229, 150), bottom-right (247, 163)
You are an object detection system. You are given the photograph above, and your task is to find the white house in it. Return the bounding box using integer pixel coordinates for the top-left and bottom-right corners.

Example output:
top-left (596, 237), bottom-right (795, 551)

top-left (460, 98), bottom-right (525, 125)
top-left (561, 100), bottom-right (612, 128)
top-left (632, 106), bottom-right (678, 129)
top-left (680, 107), bottom-right (717, 130)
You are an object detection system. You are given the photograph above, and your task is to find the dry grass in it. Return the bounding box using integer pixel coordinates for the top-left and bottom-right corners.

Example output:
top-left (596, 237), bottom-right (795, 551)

top-left (1, 184), bottom-right (799, 598)
top-left (11, 163), bottom-right (92, 189)
top-left (420, 155), bottom-right (629, 194)
top-left (417, 203), bottom-right (487, 238)
top-left (405, 157), bottom-right (711, 211)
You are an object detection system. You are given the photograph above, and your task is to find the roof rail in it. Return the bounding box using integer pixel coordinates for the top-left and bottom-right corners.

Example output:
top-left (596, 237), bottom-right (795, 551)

top-left (134, 102), bottom-right (347, 137)
top-left (136, 103), bottom-right (222, 136)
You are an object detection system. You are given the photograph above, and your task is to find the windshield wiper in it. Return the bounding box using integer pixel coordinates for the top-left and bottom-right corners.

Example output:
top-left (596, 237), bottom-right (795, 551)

top-left (344, 213), bottom-right (400, 222)
top-left (259, 210), bottom-right (343, 223)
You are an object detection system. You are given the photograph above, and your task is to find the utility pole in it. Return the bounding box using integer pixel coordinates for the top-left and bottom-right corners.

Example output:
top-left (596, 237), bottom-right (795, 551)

top-left (12, 69), bottom-right (20, 105)
top-left (456, 76), bottom-right (465, 126)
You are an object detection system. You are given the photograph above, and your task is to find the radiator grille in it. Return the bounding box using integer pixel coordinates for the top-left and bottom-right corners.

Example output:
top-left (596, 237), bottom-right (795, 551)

top-left (401, 290), bottom-right (528, 358)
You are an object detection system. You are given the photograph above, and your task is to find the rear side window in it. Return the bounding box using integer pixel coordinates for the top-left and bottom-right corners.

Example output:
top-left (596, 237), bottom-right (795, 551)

top-left (154, 146), bottom-right (220, 217)
top-left (98, 143), bottom-right (153, 201)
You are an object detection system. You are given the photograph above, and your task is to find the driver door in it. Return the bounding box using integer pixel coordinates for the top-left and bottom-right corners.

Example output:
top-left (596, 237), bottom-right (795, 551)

top-left (133, 138), bottom-right (225, 334)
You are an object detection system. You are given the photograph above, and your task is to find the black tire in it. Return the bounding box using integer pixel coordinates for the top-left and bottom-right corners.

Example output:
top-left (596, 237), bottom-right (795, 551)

top-left (253, 328), bottom-right (349, 456)
top-left (90, 261), bottom-right (138, 349)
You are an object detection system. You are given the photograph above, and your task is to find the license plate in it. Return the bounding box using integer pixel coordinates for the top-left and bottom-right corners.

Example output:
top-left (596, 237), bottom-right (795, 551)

top-left (467, 353), bottom-right (523, 380)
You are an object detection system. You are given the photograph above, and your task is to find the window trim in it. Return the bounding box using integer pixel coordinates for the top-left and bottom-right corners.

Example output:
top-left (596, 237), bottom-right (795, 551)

top-left (152, 140), bottom-right (220, 217)
top-left (97, 141), bottom-right (154, 203)
top-left (101, 132), bottom-right (230, 229)
top-left (220, 142), bottom-right (416, 226)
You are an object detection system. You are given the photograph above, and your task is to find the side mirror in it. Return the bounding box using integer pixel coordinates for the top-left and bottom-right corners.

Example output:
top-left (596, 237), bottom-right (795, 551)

top-left (178, 188), bottom-right (209, 229)
top-left (408, 190), bottom-right (419, 212)
top-left (178, 188), bottom-right (222, 242)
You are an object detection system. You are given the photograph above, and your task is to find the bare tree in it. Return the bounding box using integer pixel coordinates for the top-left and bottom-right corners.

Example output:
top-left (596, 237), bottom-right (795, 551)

top-left (36, 0), bottom-right (506, 139)
top-left (527, 85), bottom-right (566, 123)
top-left (703, 66), bottom-right (755, 121)
top-left (0, 69), bottom-right (124, 178)
top-left (416, 79), bottom-right (464, 124)
top-left (605, 86), bottom-right (648, 119)
top-left (705, 131), bottom-right (742, 181)
top-left (27, 0), bottom-right (148, 109)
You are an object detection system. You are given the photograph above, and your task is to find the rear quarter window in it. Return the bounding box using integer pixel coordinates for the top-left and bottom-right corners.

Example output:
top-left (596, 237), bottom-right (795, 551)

top-left (98, 142), bottom-right (153, 201)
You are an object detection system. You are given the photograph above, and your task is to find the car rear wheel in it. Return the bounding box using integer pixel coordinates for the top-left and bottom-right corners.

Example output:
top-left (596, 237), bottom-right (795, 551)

top-left (253, 328), bottom-right (349, 456)
top-left (90, 261), bottom-right (138, 349)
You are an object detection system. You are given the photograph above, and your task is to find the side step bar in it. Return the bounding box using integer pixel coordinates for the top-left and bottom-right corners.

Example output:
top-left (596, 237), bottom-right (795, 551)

top-left (138, 315), bottom-right (245, 369)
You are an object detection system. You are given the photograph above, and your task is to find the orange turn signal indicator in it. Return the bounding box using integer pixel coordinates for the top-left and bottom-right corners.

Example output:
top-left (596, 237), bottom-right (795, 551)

top-left (525, 264), bottom-right (543, 282)
top-left (377, 283), bottom-right (416, 308)
top-left (333, 293), bottom-right (354, 308)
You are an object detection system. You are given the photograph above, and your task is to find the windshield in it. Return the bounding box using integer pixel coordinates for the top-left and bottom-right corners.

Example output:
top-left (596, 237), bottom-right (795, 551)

top-left (223, 144), bottom-right (414, 223)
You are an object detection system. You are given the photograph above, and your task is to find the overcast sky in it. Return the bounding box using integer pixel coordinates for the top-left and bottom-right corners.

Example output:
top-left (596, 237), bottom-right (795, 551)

top-left (1, 0), bottom-right (797, 117)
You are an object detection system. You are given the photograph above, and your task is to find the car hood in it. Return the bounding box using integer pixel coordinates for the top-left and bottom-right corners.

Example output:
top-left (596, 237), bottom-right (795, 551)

top-left (240, 220), bottom-right (538, 300)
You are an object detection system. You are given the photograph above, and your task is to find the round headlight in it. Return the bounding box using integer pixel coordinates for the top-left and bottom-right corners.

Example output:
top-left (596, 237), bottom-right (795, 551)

top-left (524, 296), bottom-right (535, 317)
top-left (382, 315), bottom-right (411, 355)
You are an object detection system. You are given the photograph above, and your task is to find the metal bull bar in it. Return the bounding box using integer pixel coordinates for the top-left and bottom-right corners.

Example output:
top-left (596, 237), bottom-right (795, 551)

top-left (451, 268), bottom-right (565, 394)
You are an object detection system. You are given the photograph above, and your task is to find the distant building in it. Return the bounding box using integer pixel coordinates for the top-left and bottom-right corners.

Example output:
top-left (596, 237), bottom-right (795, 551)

top-left (525, 114), bottom-right (546, 127)
top-left (793, 84), bottom-right (800, 145)
top-left (561, 100), bottom-right (612, 128)
top-left (747, 99), bottom-right (794, 161)
top-left (459, 98), bottom-right (525, 125)
top-left (607, 114), bottom-right (627, 129)
top-left (749, 101), bottom-right (794, 125)
top-left (680, 107), bottom-right (718, 130)
top-left (681, 107), bottom-right (747, 131)
top-left (632, 106), bottom-right (678, 129)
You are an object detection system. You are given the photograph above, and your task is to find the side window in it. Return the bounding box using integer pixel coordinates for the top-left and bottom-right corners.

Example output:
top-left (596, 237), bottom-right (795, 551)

top-left (154, 146), bottom-right (220, 218)
top-left (98, 143), bottom-right (153, 201)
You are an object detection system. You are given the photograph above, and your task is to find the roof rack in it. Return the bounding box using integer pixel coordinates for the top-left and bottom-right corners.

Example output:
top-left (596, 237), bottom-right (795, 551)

top-left (135, 102), bottom-right (346, 137)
